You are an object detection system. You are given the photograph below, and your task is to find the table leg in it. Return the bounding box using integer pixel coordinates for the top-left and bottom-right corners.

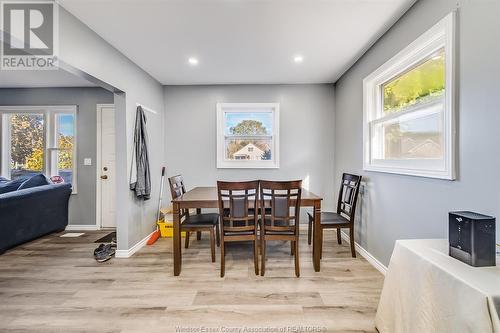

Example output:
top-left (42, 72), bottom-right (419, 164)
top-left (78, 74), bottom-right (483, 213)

top-left (173, 202), bottom-right (181, 276)
top-left (313, 200), bottom-right (321, 272)
top-left (196, 208), bottom-right (202, 240)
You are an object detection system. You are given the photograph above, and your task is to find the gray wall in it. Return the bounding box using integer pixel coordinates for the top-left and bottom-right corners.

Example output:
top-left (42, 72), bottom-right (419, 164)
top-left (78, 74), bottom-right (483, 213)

top-left (334, 0), bottom-right (500, 266)
top-left (0, 87), bottom-right (114, 226)
top-left (164, 84), bottom-right (336, 213)
top-left (59, 8), bottom-right (166, 251)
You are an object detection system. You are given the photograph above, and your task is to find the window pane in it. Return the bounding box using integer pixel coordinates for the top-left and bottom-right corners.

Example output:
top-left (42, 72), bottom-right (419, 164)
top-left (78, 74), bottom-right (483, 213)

top-left (383, 49), bottom-right (445, 114)
top-left (225, 139), bottom-right (272, 161)
top-left (56, 114), bottom-right (75, 184)
top-left (224, 111), bottom-right (273, 136)
top-left (10, 114), bottom-right (44, 179)
top-left (372, 104), bottom-right (443, 160)
top-left (57, 150), bottom-right (73, 183)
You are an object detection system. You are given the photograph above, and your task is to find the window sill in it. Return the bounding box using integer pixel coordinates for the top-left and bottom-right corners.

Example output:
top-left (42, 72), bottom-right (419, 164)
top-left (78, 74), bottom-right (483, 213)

top-left (217, 162), bottom-right (279, 169)
top-left (364, 164), bottom-right (455, 180)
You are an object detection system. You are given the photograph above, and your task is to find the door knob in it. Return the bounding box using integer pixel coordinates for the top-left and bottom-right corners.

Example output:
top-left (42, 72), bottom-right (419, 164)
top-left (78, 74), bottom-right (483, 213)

top-left (100, 175), bottom-right (108, 180)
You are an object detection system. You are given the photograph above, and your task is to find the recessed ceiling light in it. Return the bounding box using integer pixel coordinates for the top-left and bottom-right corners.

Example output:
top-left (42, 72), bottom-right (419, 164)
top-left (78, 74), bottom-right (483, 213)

top-left (188, 57), bottom-right (199, 65)
top-left (294, 55), bottom-right (304, 63)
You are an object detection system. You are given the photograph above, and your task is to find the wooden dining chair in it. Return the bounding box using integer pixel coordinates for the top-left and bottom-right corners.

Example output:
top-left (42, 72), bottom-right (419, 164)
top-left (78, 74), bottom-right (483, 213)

top-left (217, 180), bottom-right (260, 278)
top-left (307, 173), bottom-right (362, 258)
top-left (168, 175), bottom-right (220, 262)
top-left (259, 180), bottom-right (302, 277)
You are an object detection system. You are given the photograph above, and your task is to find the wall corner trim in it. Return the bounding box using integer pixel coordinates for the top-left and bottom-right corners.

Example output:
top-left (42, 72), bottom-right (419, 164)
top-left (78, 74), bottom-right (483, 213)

top-left (65, 224), bottom-right (99, 231)
top-left (115, 230), bottom-right (155, 258)
top-left (341, 231), bottom-right (388, 275)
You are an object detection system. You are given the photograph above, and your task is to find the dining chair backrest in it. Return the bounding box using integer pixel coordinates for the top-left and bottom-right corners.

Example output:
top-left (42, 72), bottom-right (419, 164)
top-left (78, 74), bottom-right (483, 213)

top-left (337, 173), bottom-right (362, 222)
top-left (217, 180), bottom-right (259, 233)
top-left (259, 180), bottom-right (302, 235)
top-left (168, 175), bottom-right (189, 220)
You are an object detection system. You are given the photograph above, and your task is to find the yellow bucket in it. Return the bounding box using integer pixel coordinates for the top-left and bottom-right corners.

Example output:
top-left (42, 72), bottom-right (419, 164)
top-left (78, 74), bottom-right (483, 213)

top-left (158, 211), bottom-right (186, 238)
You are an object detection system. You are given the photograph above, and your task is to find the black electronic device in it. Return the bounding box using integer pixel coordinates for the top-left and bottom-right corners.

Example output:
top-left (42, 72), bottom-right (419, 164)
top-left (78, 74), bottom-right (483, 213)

top-left (449, 211), bottom-right (496, 267)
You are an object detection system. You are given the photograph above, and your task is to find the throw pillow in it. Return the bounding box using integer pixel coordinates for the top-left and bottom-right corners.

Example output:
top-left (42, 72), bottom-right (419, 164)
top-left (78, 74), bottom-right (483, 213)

top-left (0, 177), bottom-right (28, 194)
top-left (17, 174), bottom-right (50, 191)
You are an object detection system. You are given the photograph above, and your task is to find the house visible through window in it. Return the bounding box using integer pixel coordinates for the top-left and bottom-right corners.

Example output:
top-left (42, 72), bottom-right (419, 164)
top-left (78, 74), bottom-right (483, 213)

top-left (1, 106), bottom-right (77, 192)
top-left (217, 103), bottom-right (279, 168)
top-left (363, 13), bottom-right (455, 179)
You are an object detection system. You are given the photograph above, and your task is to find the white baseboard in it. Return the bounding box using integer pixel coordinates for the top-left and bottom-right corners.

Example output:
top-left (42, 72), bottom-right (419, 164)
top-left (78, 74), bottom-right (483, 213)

top-left (341, 231), bottom-right (387, 275)
top-left (65, 224), bottom-right (99, 231)
top-left (115, 230), bottom-right (155, 258)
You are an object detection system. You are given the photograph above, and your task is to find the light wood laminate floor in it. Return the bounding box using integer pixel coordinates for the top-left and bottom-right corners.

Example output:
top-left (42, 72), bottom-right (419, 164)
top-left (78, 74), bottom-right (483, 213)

top-left (0, 230), bottom-right (383, 332)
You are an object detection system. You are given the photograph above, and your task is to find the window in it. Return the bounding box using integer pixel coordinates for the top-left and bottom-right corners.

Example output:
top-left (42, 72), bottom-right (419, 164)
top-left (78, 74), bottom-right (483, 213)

top-left (363, 12), bottom-right (456, 179)
top-left (52, 113), bottom-right (76, 185)
top-left (1, 106), bottom-right (77, 192)
top-left (217, 103), bottom-right (279, 168)
top-left (7, 113), bottom-right (45, 179)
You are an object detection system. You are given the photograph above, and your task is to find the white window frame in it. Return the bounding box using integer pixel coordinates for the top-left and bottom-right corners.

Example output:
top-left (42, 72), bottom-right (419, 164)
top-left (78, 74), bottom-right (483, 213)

top-left (0, 105), bottom-right (78, 193)
top-left (216, 103), bottom-right (280, 169)
top-left (363, 12), bottom-right (456, 180)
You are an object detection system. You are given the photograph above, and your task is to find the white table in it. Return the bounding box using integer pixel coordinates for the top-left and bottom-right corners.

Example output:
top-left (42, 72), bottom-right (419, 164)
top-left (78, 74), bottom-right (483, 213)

top-left (376, 239), bottom-right (500, 333)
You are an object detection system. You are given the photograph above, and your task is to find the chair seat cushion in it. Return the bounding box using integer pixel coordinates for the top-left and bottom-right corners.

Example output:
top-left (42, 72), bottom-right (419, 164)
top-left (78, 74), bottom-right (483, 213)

top-left (182, 213), bottom-right (219, 227)
top-left (307, 211), bottom-right (349, 225)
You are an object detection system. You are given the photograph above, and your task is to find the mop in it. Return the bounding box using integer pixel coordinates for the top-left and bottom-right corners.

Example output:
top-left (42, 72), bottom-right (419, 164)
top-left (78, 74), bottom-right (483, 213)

top-left (147, 166), bottom-right (165, 245)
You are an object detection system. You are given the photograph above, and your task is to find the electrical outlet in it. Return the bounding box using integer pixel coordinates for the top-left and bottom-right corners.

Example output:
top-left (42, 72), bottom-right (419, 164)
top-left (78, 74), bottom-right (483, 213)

top-left (83, 158), bottom-right (92, 166)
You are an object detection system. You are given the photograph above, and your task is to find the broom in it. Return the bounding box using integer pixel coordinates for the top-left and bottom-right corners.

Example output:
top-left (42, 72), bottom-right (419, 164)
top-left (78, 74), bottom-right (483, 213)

top-left (147, 166), bottom-right (166, 245)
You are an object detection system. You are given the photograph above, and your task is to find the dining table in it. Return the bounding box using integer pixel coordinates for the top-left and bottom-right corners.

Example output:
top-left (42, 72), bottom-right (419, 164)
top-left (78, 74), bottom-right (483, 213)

top-left (171, 186), bottom-right (323, 276)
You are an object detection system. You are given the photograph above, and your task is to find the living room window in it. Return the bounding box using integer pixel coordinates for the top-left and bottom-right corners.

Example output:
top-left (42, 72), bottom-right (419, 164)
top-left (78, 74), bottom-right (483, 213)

top-left (216, 103), bottom-right (279, 168)
top-left (0, 106), bottom-right (77, 192)
top-left (363, 12), bottom-right (456, 179)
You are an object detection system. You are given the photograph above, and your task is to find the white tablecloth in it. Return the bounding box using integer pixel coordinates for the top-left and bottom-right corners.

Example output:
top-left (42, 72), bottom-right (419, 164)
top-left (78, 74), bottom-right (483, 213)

top-left (375, 239), bottom-right (500, 333)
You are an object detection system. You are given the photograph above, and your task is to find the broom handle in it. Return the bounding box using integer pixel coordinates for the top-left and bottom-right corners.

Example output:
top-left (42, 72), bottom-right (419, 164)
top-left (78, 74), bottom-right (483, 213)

top-left (156, 167), bottom-right (166, 225)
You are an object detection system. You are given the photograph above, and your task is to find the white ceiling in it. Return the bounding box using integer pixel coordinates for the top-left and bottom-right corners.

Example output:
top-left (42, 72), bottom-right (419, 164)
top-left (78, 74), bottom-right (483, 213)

top-left (58, 0), bottom-right (416, 85)
top-left (0, 69), bottom-right (97, 88)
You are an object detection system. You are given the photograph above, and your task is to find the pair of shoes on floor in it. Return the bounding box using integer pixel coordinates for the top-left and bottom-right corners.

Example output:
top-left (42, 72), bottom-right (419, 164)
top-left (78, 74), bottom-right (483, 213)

top-left (94, 243), bottom-right (115, 262)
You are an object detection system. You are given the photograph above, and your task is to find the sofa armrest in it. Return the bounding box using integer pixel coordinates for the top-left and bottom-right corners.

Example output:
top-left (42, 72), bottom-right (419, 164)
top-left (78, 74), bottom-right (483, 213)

top-left (0, 183), bottom-right (72, 253)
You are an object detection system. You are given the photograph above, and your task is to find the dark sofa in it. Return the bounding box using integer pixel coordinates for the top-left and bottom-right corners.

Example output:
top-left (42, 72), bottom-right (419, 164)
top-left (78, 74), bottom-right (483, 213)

top-left (0, 183), bottom-right (72, 254)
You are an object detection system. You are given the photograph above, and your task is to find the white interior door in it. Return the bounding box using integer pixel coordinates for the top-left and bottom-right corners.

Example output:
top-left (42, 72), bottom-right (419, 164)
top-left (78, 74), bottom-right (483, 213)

top-left (99, 105), bottom-right (116, 228)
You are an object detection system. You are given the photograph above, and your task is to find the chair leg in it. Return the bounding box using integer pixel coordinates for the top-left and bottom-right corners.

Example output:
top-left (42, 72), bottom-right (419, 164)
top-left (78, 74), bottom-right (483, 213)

top-left (290, 241), bottom-right (294, 255)
top-left (184, 231), bottom-right (190, 249)
top-left (260, 237), bottom-right (266, 276)
top-left (349, 227), bottom-right (356, 258)
top-left (210, 228), bottom-right (215, 262)
top-left (216, 223), bottom-right (220, 247)
top-left (220, 241), bottom-right (225, 278)
top-left (337, 228), bottom-right (342, 245)
top-left (294, 237), bottom-right (300, 277)
top-left (253, 237), bottom-right (259, 275)
top-left (197, 231), bottom-right (202, 240)
top-left (319, 227), bottom-right (323, 260)
top-left (307, 216), bottom-right (312, 245)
